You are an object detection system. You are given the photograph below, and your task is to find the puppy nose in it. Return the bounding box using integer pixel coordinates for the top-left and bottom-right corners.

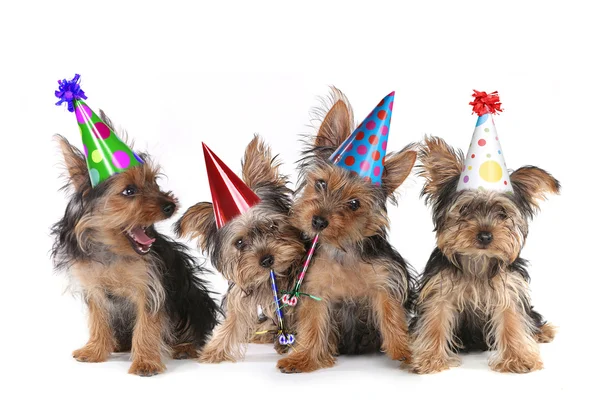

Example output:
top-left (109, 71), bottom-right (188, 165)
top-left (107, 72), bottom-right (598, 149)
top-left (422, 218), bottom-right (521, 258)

top-left (162, 202), bottom-right (176, 217)
top-left (477, 231), bottom-right (493, 245)
top-left (312, 216), bottom-right (329, 231)
top-left (260, 255), bottom-right (274, 268)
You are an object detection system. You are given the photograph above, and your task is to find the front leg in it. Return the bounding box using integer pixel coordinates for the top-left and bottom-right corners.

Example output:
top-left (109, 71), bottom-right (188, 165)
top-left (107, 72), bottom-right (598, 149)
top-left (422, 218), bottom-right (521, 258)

top-left (488, 302), bottom-right (542, 373)
top-left (277, 298), bottom-right (335, 373)
top-left (73, 294), bottom-right (115, 363)
top-left (200, 291), bottom-right (255, 363)
top-left (371, 290), bottom-right (411, 364)
top-left (410, 274), bottom-right (460, 374)
top-left (129, 296), bottom-right (166, 377)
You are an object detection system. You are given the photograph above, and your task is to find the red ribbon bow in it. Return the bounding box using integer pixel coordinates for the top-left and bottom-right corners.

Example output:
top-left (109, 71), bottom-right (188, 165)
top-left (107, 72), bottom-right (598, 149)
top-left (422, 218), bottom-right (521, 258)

top-left (470, 90), bottom-right (503, 116)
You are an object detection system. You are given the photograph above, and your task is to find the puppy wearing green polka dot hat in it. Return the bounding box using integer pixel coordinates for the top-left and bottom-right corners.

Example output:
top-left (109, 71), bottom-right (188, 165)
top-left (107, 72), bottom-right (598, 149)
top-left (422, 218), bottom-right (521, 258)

top-left (457, 90), bottom-right (513, 192)
top-left (55, 74), bottom-right (143, 186)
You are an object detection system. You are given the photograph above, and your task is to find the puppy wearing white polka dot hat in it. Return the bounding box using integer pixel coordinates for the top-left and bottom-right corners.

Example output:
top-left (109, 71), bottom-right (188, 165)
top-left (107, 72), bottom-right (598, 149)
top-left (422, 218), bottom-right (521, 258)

top-left (411, 90), bottom-right (561, 374)
top-left (457, 90), bottom-right (512, 192)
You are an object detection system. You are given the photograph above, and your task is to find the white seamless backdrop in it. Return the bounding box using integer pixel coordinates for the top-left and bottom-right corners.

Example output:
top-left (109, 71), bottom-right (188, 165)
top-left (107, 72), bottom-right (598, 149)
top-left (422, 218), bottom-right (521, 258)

top-left (0, 1), bottom-right (597, 399)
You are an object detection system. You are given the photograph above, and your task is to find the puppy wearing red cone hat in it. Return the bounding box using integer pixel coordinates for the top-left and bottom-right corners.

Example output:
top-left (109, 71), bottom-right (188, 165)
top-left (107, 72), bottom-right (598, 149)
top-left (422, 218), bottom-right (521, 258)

top-left (176, 136), bottom-right (306, 362)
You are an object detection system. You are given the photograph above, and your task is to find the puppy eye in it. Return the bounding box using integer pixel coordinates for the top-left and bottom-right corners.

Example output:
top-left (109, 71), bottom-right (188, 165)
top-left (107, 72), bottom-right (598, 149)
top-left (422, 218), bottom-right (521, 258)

top-left (314, 179), bottom-right (327, 192)
top-left (498, 210), bottom-right (509, 220)
top-left (122, 185), bottom-right (138, 197)
top-left (348, 199), bottom-right (361, 211)
top-left (234, 238), bottom-right (244, 250)
top-left (269, 221), bottom-right (279, 231)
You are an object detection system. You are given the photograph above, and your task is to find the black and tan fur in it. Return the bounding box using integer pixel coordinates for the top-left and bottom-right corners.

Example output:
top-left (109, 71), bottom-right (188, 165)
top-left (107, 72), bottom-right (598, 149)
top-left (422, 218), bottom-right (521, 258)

top-left (410, 136), bottom-right (559, 374)
top-left (51, 113), bottom-right (219, 376)
top-left (175, 135), bottom-right (306, 362)
top-left (277, 88), bottom-right (417, 373)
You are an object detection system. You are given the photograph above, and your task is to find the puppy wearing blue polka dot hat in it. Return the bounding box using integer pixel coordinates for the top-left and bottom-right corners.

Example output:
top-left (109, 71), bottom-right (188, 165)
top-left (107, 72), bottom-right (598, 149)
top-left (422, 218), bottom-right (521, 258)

top-left (277, 88), bottom-right (417, 373)
top-left (412, 90), bottom-right (560, 374)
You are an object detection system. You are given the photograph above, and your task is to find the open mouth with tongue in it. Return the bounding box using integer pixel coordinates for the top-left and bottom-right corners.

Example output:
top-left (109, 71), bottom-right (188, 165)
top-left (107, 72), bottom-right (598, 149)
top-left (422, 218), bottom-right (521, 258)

top-left (125, 226), bottom-right (156, 255)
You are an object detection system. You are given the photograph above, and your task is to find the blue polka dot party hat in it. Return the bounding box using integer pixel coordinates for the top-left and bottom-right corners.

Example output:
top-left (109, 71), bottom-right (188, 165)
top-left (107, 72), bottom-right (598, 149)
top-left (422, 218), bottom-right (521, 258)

top-left (456, 90), bottom-right (513, 193)
top-left (55, 74), bottom-right (143, 187)
top-left (329, 91), bottom-right (394, 185)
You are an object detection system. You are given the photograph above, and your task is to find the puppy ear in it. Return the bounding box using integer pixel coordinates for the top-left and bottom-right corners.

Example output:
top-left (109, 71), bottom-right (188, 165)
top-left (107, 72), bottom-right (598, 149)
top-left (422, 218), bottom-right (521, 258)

top-left (381, 147), bottom-right (417, 196)
top-left (510, 166), bottom-right (560, 209)
top-left (417, 136), bottom-right (464, 200)
top-left (242, 134), bottom-right (285, 189)
top-left (314, 87), bottom-right (354, 155)
top-left (174, 202), bottom-right (217, 251)
top-left (55, 134), bottom-right (91, 193)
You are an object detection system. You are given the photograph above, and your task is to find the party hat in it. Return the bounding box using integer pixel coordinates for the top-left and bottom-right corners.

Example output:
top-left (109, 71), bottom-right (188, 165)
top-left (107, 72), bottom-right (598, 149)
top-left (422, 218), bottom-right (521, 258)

top-left (202, 143), bottom-right (261, 229)
top-left (55, 74), bottom-right (143, 187)
top-left (329, 91), bottom-right (394, 185)
top-left (456, 90), bottom-right (513, 192)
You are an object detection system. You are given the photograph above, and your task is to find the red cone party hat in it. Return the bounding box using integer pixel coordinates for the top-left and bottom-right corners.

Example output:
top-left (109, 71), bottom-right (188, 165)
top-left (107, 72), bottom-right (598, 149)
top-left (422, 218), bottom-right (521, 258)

top-left (202, 143), bottom-right (261, 229)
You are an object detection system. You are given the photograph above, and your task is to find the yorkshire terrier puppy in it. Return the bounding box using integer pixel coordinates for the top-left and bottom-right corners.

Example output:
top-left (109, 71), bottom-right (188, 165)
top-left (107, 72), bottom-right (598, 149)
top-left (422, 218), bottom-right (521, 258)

top-left (51, 114), bottom-right (219, 376)
top-left (176, 136), bottom-right (306, 362)
top-left (277, 89), bottom-right (417, 373)
top-left (411, 136), bottom-right (559, 374)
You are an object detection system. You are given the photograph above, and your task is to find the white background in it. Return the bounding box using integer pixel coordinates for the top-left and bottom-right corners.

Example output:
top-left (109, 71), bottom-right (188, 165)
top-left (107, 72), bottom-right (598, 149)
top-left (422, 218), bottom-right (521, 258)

top-left (0, 1), bottom-right (598, 399)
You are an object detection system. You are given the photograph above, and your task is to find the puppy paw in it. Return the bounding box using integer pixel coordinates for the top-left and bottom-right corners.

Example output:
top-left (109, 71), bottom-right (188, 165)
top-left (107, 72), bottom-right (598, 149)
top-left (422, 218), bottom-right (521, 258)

top-left (72, 346), bottom-right (110, 363)
top-left (535, 323), bottom-right (557, 344)
top-left (490, 355), bottom-right (543, 373)
top-left (411, 355), bottom-right (459, 374)
top-left (277, 354), bottom-right (334, 373)
top-left (199, 347), bottom-right (237, 364)
top-left (387, 346), bottom-right (412, 364)
top-left (171, 344), bottom-right (198, 360)
top-left (128, 359), bottom-right (166, 377)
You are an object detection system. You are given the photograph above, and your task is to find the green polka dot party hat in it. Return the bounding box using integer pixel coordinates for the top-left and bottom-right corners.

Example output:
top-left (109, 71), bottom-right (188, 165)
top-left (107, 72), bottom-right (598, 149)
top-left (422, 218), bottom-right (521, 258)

top-left (55, 74), bottom-right (143, 187)
top-left (457, 90), bottom-right (513, 193)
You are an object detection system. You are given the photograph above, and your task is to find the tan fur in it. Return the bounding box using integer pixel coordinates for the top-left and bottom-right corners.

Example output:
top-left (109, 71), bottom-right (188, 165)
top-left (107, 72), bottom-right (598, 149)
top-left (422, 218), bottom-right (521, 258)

top-left (176, 202), bottom-right (215, 250)
top-left (242, 135), bottom-right (286, 188)
top-left (199, 285), bottom-right (257, 363)
top-left (56, 135), bottom-right (92, 194)
top-left (510, 166), bottom-right (560, 208)
top-left (71, 259), bottom-right (168, 376)
top-left (535, 323), bottom-right (557, 343)
top-left (57, 130), bottom-right (188, 376)
top-left (418, 136), bottom-right (464, 198)
top-left (314, 87), bottom-right (355, 149)
top-left (488, 306), bottom-right (543, 373)
top-left (178, 136), bottom-right (303, 362)
top-left (381, 149), bottom-right (418, 197)
top-left (278, 89), bottom-right (414, 373)
top-left (411, 265), bottom-right (542, 374)
top-left (291, 166), bottom-right (391, 245)
top-left (372, 291), bottom-right (411, 362)
top-left (437, 192), bottom-right (527, 265)
top-left (277, 296), bottom-right (335, 373)
top-left (277, 248), bottom-right (410, 372)
top-left (171, 343), bottom-right (199, 359)
top-left (129, 304), bottom-right (166, 376)
top-left (72, 296), bottom-right (116, 362)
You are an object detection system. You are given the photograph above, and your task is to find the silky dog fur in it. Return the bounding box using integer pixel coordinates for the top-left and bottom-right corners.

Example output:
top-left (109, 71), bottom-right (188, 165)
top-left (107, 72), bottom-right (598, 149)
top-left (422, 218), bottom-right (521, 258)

top-left (410, 136), bottom-right (558, 374)
top-left (51, 112), bottom-right (219, 376)
top-left (176, 135), bottom-right (306, 362)
top-left (277, 88), bottom-right (417, 373)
